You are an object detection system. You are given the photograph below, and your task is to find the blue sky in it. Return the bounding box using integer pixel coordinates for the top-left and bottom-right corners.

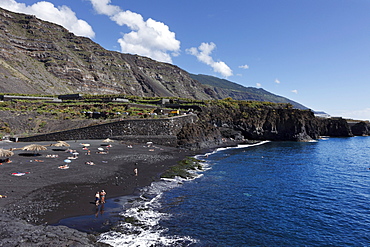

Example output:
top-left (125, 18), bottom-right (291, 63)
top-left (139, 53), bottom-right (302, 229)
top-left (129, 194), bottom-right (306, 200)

top-left (1, 0), bottom-right (370, 120)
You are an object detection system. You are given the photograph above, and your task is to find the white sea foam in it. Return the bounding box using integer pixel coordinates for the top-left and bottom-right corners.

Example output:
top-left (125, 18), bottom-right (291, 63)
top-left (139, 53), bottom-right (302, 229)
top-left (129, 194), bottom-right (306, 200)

top-left (194, 141), bottom-right (270, 160)
top-left (98, 177), bottom-right (198, 246)
top-left (216, 140), bottom-right (270, 152)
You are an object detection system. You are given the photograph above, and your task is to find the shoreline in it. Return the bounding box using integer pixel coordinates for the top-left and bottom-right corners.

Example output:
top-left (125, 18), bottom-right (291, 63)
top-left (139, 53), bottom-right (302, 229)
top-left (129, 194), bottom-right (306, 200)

top-left (0, 138), bottom-right (245, 246)
top-left (0, 139), bottom-right (196, 246)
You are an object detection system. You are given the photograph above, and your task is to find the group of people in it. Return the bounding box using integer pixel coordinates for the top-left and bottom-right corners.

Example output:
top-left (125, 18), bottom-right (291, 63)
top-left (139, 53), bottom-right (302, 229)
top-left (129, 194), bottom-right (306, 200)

top-left (66, 149), bottom-right (79, 159)
top-left (95, 190), bottom-right (106, 206)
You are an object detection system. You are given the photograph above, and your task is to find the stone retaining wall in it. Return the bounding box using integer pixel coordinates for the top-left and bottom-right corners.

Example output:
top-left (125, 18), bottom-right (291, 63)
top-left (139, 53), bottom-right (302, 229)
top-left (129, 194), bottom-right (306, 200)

top-left (112, 135), bottom-right (178, 146)
top-left (18, 114), bottom-right (198, 146)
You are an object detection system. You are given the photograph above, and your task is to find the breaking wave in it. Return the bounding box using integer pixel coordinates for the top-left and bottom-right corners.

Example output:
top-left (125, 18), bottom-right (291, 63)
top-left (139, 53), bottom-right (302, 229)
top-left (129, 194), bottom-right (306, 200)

top-left (98, 172), bottom-right (203, 246)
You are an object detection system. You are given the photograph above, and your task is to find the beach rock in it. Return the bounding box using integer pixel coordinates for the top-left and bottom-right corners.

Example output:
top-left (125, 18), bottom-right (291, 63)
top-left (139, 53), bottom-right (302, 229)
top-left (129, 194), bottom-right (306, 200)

top-left (0, 214), bottom-right (108, 246)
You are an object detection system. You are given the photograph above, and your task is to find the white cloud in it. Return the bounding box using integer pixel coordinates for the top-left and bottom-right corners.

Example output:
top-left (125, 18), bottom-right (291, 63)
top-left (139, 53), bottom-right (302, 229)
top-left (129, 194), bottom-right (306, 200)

top-left (256, 83), bottom-right (262, 87)
top-left (0, 0), bottom-right (95, 38)
top-left (239, 64), bottom-right (249, 69)
top-left (186, 42), bottom-right (233, 78)
top-left (89, 0), bottom-right (180, 63)
top-left (291, 89), bottom-right (298, 94)
top-left (275, 78), bottom-right (281, 84)
top-left (90, 0), bottom-right (120, 16)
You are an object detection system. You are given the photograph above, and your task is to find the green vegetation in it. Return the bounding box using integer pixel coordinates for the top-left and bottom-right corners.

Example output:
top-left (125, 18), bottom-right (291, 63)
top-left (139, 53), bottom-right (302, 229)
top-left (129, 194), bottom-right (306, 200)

top-left (208, 97), bottom-right (291, 110)
top-left (0, 125), bottom-right (11, 133)
top-left (38, 121), bottom-right (47, 128)
top-left (0, 92), bottom-right (305, 138)
top-left (161, 157), bottom-right (203, 179)
top-left (0, 94), bottom-right (294, 122)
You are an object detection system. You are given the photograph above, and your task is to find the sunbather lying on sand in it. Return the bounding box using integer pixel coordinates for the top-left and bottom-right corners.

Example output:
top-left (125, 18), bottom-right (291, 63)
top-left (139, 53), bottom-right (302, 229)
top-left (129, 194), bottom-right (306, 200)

top-left (58, 165), bottom-right (69, 169)
top-left (46, 154), bottom-right (58, 158)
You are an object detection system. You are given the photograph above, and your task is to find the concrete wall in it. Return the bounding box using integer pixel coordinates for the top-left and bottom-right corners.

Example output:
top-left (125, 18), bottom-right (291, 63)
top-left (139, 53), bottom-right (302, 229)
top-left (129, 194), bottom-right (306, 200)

top-left (18, 114), bottom-right (198, 146)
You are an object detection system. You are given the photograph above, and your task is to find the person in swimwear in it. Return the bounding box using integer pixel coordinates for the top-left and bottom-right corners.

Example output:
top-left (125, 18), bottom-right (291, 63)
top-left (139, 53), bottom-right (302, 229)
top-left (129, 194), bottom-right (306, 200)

top-left (95, 191), bottom-right (100, 206)
top-left (100, 190), bottom-right (106, 204)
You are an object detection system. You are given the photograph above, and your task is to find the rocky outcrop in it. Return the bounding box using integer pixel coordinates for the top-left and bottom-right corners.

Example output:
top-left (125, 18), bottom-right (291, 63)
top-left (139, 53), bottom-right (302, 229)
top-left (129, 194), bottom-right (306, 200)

top-left (317, 117), bottom-right (353, 137)
top-left (177, 103), bottom-right (354, 150)
top-left (177, 103), bottom-right (316, 150)
top-left (231, 107), bottom-right (319, 141)
top-left (350, 121), bottom-right (370, 136)
top-left (0, 215), bottom-right (106, 247)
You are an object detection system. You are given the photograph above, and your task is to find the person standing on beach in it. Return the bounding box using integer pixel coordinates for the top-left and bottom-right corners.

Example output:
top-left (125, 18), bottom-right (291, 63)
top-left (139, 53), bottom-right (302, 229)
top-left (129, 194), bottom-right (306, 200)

top-left (95, 191), bottom-right (100, 206)
top-left (100, 190), bottom-right (106, 204)
top-left (134, 162), bottom-right (138, 176)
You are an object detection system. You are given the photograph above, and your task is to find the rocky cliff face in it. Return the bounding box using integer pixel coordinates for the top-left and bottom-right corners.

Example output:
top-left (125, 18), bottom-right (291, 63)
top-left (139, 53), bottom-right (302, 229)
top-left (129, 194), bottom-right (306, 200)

top-left (177, 103), bottom-right (354, 150)
top-left (350, 121), bottom-right (370, 136)
top-left (176, 103), bottom-right (318, 150)
top-left (0, 8), bottom-right (214, 99)
top-left (316, 117), bottom-right (353, 137)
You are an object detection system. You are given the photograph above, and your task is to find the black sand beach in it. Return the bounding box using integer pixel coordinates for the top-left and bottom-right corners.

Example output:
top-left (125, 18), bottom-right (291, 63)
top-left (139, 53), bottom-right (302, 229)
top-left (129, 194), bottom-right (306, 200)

top-left (0, 139), bottom-right (194, 246)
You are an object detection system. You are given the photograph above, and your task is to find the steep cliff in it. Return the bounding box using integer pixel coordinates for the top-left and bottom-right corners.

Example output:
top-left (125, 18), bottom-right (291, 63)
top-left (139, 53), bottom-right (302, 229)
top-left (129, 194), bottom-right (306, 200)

top-left (0, 8), bottom-right (214, 99)
top-left (317, 117), bottom-right (353, 137)
top-left (0, 7), bottom-right (306, 110)
top-left (350, 121), bottom-right (370, 136)
top-left (177, 101), bottom-right (323, 150)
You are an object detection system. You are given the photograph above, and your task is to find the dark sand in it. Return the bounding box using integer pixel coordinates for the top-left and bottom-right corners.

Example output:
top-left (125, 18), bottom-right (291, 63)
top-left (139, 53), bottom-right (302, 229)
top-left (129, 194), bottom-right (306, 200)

top-left (0, 139), bottom-right (195, 246)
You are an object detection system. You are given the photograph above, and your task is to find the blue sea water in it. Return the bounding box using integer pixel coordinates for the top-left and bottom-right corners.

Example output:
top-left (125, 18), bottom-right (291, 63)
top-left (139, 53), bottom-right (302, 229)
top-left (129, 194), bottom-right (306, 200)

top-left (97, 137), bottom-right (370, 246)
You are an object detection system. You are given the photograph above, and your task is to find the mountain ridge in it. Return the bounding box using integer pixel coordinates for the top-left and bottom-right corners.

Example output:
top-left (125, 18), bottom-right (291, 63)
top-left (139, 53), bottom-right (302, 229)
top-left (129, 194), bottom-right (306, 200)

top-left (189, 74), bottom-right (308, 109)
top-left (0, 7), bottom-right (307, 109)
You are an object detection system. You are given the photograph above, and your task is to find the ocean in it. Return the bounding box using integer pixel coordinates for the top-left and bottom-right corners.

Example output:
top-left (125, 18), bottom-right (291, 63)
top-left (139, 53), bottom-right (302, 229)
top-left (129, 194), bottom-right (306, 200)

top-left (60, 137), bottom-right (370, 246)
